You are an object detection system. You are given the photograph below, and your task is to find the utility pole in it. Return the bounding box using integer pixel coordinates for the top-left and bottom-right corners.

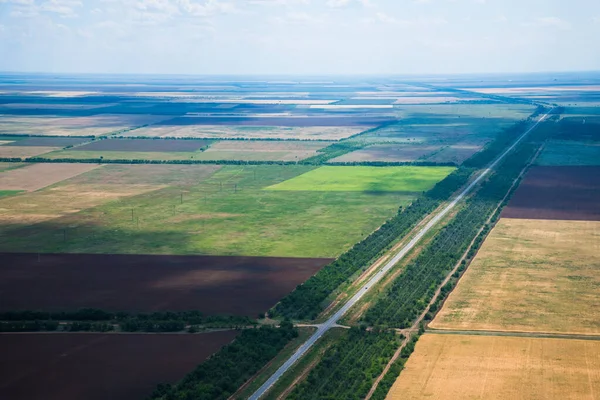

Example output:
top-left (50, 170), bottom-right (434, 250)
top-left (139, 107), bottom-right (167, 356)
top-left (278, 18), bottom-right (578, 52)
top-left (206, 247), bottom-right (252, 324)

top-left (181, 193), bottom-right (183, 204)
top-left (131, 208), bottom-right (134, 222)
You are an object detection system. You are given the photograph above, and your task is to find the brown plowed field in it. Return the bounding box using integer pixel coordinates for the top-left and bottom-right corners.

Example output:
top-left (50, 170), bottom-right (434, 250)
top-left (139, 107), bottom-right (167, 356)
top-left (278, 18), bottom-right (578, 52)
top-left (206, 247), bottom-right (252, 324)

top-left (74, 138), bottom-right (211, 152)
top-left (502, 166), bottom-right (600, 221)
top-left (0, 253), bottom-right (331, 315)
top-left (0, 331), bottom-right (238, 400)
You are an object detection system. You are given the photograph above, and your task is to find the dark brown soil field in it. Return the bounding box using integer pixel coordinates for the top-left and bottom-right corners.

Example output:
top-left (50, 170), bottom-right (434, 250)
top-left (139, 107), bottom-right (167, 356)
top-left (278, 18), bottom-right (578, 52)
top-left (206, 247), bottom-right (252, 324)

top-left (5, 137), bottom-right (89, 147)
top-left (73, 138), bottom-right (211, 152)
top-left (0, 253), bottom-right (331, 315)
top-left (0, 331), bottom-right (238, 400)
top-left (502, 166), bottom-right (600, 221)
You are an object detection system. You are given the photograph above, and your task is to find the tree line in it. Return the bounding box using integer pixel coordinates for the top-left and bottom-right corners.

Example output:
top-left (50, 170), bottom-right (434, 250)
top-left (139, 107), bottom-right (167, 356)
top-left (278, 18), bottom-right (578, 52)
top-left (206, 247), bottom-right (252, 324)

top-left (287, 327), bottom-right (400, 400)
top-left (0, 309), bottom-right (255, 333)
top-left (149, 322), bottom-right (298, 400)
top-left (0, 156), bottom-right (456, 168)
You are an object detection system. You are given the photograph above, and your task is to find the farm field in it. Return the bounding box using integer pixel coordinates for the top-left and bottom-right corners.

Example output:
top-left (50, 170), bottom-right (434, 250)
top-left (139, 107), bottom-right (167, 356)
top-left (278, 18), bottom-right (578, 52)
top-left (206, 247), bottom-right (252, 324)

top-left (332, 142), bottom-right (483, 164)
top-left (266, 166), bottom-right (455, 192)
top-left (430, 218), bottom-right (600, 335)
top-left (331, 143), bottom-right (440, 163)
top-left (501, 166), bottom-right (600, 221)
top-left (0, 115), bottom-right (169, 136)
top-left (200, 140), bottom-right (330, 161)
top-left (386, 334), bottom-right (600, 400)
top-left (536, 140), bottom-right (600, 166)
top-left (0, 253), bottom-right (330, 315)
top-left (0, 163), bottom-right (99, 191)
top-left (3, 137), bottom-right (90, 147)
top-left (128, 125), bottom-right (370, 140)
top-left (42, 139), bottom-right (329, 162)
top-left (42, 149), bottom-right (210, 161)
top-left (0, 145), bottom-right (60, 158)
top-left (72, 138), bottom-right (211, 152)
top-left (0, 165), bottom-right (422, 257)
top-left (0, 332), bottom-right (238, 400)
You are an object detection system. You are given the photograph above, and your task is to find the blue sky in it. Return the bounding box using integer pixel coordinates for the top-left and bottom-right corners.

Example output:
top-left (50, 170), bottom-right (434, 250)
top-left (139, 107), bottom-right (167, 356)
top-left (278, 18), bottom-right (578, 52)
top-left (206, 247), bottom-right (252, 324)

top-left (0, 0), bottom-right (599, 74)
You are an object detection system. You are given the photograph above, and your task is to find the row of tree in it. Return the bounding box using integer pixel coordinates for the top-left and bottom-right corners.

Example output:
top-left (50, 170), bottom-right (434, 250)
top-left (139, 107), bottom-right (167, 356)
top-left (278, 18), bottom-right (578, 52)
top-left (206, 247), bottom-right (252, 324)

top-left (150, 322), bottom-right (298, 400)
top-left (0, 309), bottom-right (256, 332)
top-left (287, 327), bottom-right (400, 400)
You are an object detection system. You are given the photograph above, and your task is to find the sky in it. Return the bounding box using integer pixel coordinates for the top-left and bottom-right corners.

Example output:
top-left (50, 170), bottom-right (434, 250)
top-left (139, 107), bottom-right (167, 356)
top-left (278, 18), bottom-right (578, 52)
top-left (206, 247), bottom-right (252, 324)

top-left (0, 0), bottom-right (599, 75)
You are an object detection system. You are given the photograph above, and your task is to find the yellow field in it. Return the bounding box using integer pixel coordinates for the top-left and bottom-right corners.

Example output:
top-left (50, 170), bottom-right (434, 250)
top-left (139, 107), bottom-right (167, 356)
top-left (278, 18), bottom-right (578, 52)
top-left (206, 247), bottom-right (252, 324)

top-left (387, 334), bottom-right (600, 400)
top-left (431, 218), bottom-right (600, 335)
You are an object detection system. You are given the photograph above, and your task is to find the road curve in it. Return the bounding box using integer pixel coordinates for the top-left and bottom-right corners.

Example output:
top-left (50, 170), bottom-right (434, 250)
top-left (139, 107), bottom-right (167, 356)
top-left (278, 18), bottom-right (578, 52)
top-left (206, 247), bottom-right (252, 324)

top-left (249, 112), bottom-right (551, 400)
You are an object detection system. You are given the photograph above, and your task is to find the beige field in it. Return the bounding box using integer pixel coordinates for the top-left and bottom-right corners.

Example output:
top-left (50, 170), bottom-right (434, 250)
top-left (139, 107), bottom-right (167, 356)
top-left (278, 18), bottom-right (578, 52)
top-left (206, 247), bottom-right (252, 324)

top-left (128, 125), bottom-right (369, 140)
top-left (0, 115), bottom-right (169, 137)
top-left (393, 96), bottom-right (482, 104)
top-left (198, 140), bottom-right (330, 161)
top-left (309, 104), bottom-right (394, 109)
top-left (387, 334), bottom-right (600, 400)
top-left (431, 218), bottom-right (600, 335)
top-left (464, 86), bottom-right (600, 94)
top-left (0, 183), bottom-right (162, 227)
top-left (0, 146), bottom-right (60, 158)
top-left (0, 163), bottom-right (100, 191)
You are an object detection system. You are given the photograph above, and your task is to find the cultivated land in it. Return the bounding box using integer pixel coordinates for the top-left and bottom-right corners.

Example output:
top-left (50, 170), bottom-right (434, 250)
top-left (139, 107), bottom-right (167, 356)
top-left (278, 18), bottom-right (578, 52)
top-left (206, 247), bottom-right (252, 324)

top-left (0, 115), bottom-right (169, 136)
top-left (386, 334), bottom-right (600, 400)
top-left (72, 138), bottom-right (211, 152)
top-left (0, 145), bottom-right (60, 158)
top-left (0, 253), bottom-right (330, 315)
top-left (536, 140), bottom-right (600, 166)
top-left (266, 166), bottom-right (455, 192)
top-left (127, 125), bottom-right (370, 140)
top-left (502, 166), bottom-right (600, 221)
top-left (0, 163), bottom-right (99, 191)
top-left (331, 143), bottom-right (441, 163)
top-left (0, 183), bottom-right (162, 226)
top-left (200, 140), bottom-right (330, 161)
top-left (0, 165), bottom-right (419, 257)
top-left (0, 332), bottom-right (239, 400)
top-left (3, 137), bottom-right (89, 147)
top-left (43, 150), bottom-right (210, 161)
top-left (44, 139), bottom-right (330, 162)
top-left (430, 218), bottom-right (600, 335)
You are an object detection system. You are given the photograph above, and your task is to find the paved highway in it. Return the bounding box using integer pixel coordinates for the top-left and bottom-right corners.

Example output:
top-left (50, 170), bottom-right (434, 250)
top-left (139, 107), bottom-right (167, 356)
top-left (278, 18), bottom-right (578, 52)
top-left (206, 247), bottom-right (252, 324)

top-left (249, 112), bottom-right (551, 400)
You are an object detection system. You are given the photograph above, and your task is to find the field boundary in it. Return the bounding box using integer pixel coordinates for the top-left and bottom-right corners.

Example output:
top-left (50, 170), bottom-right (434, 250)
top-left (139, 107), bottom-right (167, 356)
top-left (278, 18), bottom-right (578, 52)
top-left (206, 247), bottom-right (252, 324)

top-left (427, 328), bottom-right (600, 341)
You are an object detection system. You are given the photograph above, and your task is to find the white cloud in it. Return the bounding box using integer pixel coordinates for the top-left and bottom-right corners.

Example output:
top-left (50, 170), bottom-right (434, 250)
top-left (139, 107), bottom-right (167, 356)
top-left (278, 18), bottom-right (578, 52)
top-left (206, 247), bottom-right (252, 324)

top-left (523, 16), bottom-right (571, 30)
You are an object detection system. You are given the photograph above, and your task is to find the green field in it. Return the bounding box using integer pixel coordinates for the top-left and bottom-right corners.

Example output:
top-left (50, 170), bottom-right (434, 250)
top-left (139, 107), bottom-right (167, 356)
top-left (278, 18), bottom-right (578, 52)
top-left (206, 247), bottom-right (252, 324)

top-left (536, 140), bottom-right (600, 166)
top-left (266, 166), bottom-right (454, 192)
top-left (0, 190), bottom-right (23, 198)
top-left (0, 165), bottom-right (426, 258)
